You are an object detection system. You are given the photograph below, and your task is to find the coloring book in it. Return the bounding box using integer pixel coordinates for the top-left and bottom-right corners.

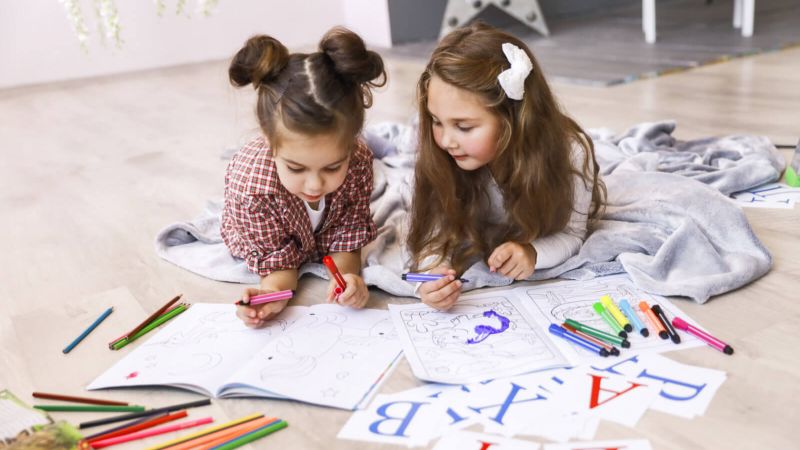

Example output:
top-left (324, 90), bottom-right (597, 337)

top-left (88, 303), bottom-right (402, 410)
top-left (390, 275), bottom-right (703, 384)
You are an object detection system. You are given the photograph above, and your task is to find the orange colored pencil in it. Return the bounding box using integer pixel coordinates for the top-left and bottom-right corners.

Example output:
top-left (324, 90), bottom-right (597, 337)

top-left (167, 417), bottom-right (276, 450)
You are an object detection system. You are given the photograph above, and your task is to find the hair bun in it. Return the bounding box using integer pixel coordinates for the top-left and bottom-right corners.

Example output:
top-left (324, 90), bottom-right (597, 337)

top-left (319, 27), bottom-right (385, 85)
top-left (229, 35), bottom-right (289, 89)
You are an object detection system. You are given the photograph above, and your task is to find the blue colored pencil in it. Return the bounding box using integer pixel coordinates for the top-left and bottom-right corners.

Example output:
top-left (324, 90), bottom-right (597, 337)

top-left (63, 306), bottom-right (114, 354)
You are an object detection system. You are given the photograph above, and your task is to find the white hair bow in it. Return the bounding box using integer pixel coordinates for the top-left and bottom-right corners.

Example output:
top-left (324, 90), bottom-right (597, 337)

top-left (497, 43), bottom-right (533, 101)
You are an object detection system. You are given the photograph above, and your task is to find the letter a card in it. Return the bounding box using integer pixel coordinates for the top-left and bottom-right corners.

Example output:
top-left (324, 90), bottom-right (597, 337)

top-left (549, 365), bottom-right (661, 427)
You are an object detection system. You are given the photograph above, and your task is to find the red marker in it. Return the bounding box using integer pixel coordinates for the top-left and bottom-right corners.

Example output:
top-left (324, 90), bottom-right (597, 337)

top-left (322, 256), bottom-right (347, 296)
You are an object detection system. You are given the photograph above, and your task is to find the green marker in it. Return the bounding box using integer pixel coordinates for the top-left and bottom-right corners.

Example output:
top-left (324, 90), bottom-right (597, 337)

top-left (593, 302), bottom-right (628, 338)
top-left (565, 318), bottom-right (630, 348)
top-left (34, 404), bottom-right (145, 413)
top-left (785, 139), bottom-right (800, 187)
top-left (111, 304), bottom-right (188, 350)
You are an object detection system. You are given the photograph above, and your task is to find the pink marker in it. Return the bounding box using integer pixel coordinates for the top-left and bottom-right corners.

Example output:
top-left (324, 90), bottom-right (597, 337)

top-left (236, 290), bottom-right (293, 306)
top-left (672, 317), bottom-right (734, 355)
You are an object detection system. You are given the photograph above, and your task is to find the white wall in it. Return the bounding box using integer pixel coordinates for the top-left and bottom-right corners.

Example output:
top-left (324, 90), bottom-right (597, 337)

top-left (343, 0), bottom-right (392, 48)
top-left (0, 0), bottom-right (355, 89)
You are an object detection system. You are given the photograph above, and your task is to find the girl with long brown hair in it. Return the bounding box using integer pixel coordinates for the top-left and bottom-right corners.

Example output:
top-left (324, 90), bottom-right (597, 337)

top-left (222, 27), bottom-right (386, 327)
top-left (408, 22), bottom-right (605, 310)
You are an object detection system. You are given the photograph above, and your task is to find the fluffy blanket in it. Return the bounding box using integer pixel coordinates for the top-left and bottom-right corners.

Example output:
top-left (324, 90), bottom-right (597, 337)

top-left (155, 121), bottom-right (781, 303)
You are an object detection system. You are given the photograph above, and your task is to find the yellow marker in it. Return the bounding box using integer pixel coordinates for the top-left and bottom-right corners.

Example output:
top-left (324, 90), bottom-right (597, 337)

top-left (600, 295), bottom-right (633, 333)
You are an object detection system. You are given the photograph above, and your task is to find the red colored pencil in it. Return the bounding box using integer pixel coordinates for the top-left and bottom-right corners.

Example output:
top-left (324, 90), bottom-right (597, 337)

top-left (90, 417), bottom-right (213, 449)
top-left (86, 410), bottom-right (188, 445)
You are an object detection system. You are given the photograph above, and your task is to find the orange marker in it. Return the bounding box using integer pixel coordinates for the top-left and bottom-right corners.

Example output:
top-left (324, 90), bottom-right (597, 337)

top-left (639, 301), bottom-right (668, 340)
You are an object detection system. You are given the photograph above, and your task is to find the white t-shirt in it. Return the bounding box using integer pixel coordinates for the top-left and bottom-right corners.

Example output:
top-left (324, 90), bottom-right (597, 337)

top-left (304, 197), bottom-right (326, 232)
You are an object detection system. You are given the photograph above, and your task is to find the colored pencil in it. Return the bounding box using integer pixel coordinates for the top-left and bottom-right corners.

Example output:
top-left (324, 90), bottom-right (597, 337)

top-left (34, 404), bottom-right (145, 413)
top-left (63, 306), bottom-right (113, 354)
top-left (111, 303), bottom-right (189, 350)
top-left (145, 413), bottom-right (264, 450)
top-left (122, 294), bottom-right (182, 341)
top-left (156, 417), bottom-right (275, 450)
top-left (192, 419), bottom-right (280, 450)
top-left (79, 399), bottom-right (211, 429)
top-left (90, 417), bottom-right (214, 449)
top-left (32, 392), bottom-right (129, 406)
top-left (108, 304), bottom-right (183, 346)
top-left (87, 411), bottom-right (187, 445)
top-left (208, 420), bottom-right (288, 450)
top-left (83, 413), bottom-right (169, 441)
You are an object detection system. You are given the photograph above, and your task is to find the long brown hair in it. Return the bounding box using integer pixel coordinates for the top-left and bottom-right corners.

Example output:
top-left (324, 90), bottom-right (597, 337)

top-left (228, 27), bottom-right (386, 148)
top-left (408, 22), bottom-right (605, 273)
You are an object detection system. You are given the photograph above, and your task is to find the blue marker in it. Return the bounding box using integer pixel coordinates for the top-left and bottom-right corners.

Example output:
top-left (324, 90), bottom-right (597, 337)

top-left (401, 273), bottom-right (469, 283)
top-left (63, 306), bottom-right (114, 354)
top-left (548, 324), bottom-right (609, 357)
top-left (619, 299), bottom-right (649, 337)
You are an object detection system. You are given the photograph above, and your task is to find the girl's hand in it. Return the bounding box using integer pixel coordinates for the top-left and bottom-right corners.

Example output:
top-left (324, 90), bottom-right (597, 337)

top-left (418, 267), bottom-right (462, 311)
top-left (329, 273), bottom-right (369, 308)
top-left (236, 287), bottom-right (289, 328)
top-left (488, 241), bottom-right (537, 280)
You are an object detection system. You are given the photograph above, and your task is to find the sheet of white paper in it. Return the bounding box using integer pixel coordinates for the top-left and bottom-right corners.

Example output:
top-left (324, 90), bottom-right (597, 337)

top-left (88, 303), bottom-right (402, 410)
top-left (587, 353), bottom-right (727, 419)
top-left (543, 438), bottom-right (652, 450)
top-left (337, 391), bottom-right (452, 447)
top-left (225, 304), bottom-right (402, 409)
top-left (389, 291), bottom-right (573, 384)
top-left (514, 275), bottom-right (705, 362)
top-left (550, 364), bottom-right (662, 427)
top-left (731, 182), bottom-right (799, 209)
top-left (432, 430), bottom-right (540, 450)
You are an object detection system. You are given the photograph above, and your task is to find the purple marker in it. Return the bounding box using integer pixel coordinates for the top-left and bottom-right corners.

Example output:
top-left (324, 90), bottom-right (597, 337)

top-left (672, 317), bottom-right (734, 355)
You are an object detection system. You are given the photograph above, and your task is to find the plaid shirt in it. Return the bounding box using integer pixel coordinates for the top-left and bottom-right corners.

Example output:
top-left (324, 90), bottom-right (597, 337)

top-left (221, 136), bottom-right (377, 276)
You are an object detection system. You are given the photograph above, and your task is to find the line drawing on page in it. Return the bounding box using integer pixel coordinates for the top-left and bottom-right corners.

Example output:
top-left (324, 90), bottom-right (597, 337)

top-left (513, 274), bottom-right (702, 359)
top-left (389, 293), bottom-right (572, 384)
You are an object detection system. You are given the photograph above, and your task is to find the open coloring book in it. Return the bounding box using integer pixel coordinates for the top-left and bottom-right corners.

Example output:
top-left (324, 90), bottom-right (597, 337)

top-left (88, 303), bottom-right (402, 410)
top-left (390, 275), bottom-right (703, 384)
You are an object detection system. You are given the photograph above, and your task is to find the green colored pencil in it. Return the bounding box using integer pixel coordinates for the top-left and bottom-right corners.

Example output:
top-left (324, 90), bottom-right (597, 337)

top-left (111, 304), bottom-right (189, 350)
top-left (34, 404), bottom-right (145, 412)
top-left (212, 420), bottom-right (287, 450)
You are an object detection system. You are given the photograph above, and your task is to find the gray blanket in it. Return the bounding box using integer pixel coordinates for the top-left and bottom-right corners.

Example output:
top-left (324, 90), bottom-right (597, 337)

top-left (155, 120), bottom-right (781, 303)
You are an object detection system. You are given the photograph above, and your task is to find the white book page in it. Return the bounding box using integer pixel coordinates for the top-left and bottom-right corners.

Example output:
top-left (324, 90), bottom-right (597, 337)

top-left (87, 303), bottom-right (296, 396)
top-left (389, 290), bottom-right (572, 384)
top-left (513, 274), bottom-right (704, 364)
top-left (225, 304), bottom-right (402, 410)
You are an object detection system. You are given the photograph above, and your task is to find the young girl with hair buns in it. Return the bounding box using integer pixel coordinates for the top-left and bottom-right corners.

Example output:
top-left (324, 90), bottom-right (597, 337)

top-left (222, 27), bottom-right (386, 327)
top-left (408, 22), bottom-right (606, 310)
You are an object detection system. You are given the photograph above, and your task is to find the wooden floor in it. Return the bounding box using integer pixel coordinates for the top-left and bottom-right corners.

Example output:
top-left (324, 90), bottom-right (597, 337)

top-left (0, 44), bottom-right (799, 449)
